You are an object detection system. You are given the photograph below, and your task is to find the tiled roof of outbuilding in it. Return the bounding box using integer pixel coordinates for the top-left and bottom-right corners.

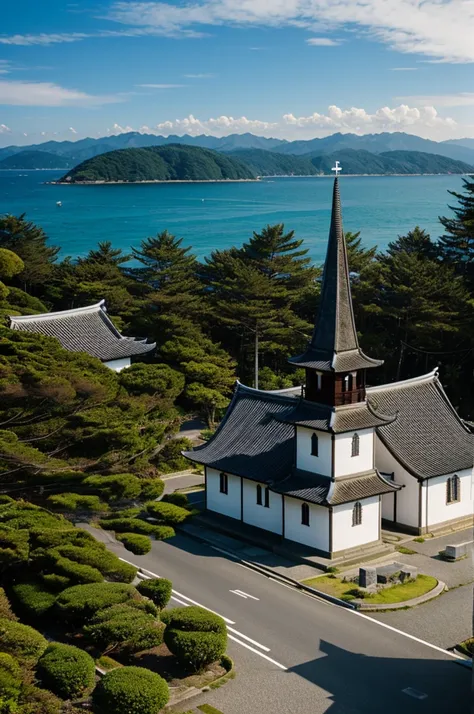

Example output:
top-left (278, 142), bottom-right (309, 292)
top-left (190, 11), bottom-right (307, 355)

top-left (9, 300), bottom-right (156, 362)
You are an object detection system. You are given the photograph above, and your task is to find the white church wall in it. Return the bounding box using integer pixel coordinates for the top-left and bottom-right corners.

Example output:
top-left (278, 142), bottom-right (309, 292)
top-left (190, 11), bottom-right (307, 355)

top-left (334, 428), bottom-right (373, 477)
top-left (296, 427), bottom-right (332, 477)
top-left (425, 469), bottom-right (473, 527)
top-left (206, 467), bottom-right (241, 520)
top-left (284, 497), bottom-right (329, 551)
top-left (242, 480), bottom-right (282, 534)
top-left (376, 437), bottom-right (419, 529)
top-left (332, 496), bottom-right (379, 551)
top-left (104, 357), bottom-right (131, 372)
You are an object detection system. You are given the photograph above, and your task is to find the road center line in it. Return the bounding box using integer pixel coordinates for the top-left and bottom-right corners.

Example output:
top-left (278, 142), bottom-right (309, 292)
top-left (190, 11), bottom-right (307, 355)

top-left (230, 589), bottom-right (248, 598)
top-left (234, 589), bottom-right (259, 600)
top-left (227, 634), bottom-right (287, 670)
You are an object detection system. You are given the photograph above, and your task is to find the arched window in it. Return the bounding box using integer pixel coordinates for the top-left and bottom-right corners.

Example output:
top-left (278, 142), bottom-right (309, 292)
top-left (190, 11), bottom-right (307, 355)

top-left (352, 501), bottom-right (362, 527)
top-left (256, 484), bottom-right (262, 505)
top-left (219, 472), bottom-right (228, 495)
top-left (264, 487), bottom-right (270, 508)
top-left (447, 474), bottom-right (461, 504)
top-left (351, 432), bottom-right (360, 457)
top-left (311, 433), bottom-right (319, 456)
top-left (301, 502), bottom-right (310, 526)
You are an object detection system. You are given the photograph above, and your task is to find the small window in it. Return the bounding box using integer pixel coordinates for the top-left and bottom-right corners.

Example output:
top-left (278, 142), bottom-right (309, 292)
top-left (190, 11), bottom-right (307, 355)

top-left (316, 372), bottom-right (322, 390)
top-left (301, 502), bottom-right (310, 526)
top-left (264, 487), bottom-right (270, 508)
top-left (351, 432), bottom-right (360, 457)
top-left (447, 474), bottom-right (461, 504)
top-left (219, 472), bottom-right (228, 495)
top-left (343, 374), bottom-right (350, 392)
top-left (256, 484), bottom-right (262, 505)
top-left (311, 433), bottom-right (319, 456)
top-left (352, 501), bottom-right (362, 526)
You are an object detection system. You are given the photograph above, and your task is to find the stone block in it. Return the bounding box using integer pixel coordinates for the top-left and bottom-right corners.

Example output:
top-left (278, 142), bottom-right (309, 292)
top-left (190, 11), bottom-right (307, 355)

top-left (400, 566), bottom-right (418, 582)
top-left (444, 542), bottom-right (472, 561)
top-left (376, 563), bottom-right (402, 584)
top-left (359, 566), bottom-right (377, 588)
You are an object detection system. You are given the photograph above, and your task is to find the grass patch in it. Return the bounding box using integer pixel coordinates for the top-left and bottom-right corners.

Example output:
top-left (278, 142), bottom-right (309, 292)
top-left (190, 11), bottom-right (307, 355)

top-left (198, 706), bottom-right (224, 714)
top-left (413, 537), bottom-right (425, 543)
top-left (397, 546), bottom-right (417, 555)
top-left (301, 574), bottom-right (438, 604)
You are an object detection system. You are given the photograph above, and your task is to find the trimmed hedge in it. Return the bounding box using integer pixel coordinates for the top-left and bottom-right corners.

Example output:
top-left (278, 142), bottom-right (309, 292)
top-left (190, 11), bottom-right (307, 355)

top-left (0, 495), bottom-right (14, 505)
top-left (30, 527), bottom-right (96, 549)
top-left (145, 501), bottom-right (191, 525)
top-left (11, 581), bottom-right (56, 618)
top-left (40, 573), bottom-right (71, 592)
top-left (99, 517), bottom-right (175, 540)
top-left (56, 582), bottom-right (139, 624)
top-left (116, 533), bottom-right (151, 555)
top-left (51, 543), bottom-right (137, 583)
top-left (0, 618), bottom-right (48, 662)
top-left (163, 606), bottom-right (227, 671)
top-left (0, 588), bottom-right (17, 621)
top-left (84, 604), bottom-right (164, 652)
top-left (0, 528), bottom-right (29, 565)
top-left (93, 666), bottom-right (169, 714)
top-left (139, 478), bottom-right (164, 500)
top-left (0, 652), bottom-right (22, 701)
top-left (36, 643), bottom-right (95, 699)
top-left (49, 555), bottom-right (103, 585)
top-left (162, 492), bottom-right (189, 509)
top-left (83, 473), bottom-right (141, 501)
top-left (136, 578), bottom-right (172, 610)
top-left (47, 493), bottom-right (106, 512)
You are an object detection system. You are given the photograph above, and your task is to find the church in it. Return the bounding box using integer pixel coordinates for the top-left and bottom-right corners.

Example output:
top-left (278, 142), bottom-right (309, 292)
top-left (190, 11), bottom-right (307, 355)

top-left (184, 176), bottom-right (474, 559)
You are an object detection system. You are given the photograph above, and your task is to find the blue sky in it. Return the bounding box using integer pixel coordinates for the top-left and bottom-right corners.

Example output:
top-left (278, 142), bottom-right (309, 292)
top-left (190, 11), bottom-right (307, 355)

top-left (0, 0), bottom-right (473, 146)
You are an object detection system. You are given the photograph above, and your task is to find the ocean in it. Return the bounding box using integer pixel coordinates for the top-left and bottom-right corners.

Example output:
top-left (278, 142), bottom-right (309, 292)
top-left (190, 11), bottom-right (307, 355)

top-left (0, 170), bottom-right (466, 263)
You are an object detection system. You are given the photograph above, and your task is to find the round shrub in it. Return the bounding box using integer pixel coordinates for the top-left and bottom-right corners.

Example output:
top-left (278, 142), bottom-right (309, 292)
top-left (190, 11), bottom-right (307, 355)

top-left (146, 501), bottom-right (190, 526)
top-left (51, 556), bottom-right (103, 585)
top-left (56, 582), bottom-right (139, 625)
top-left (36, 643), bottom-right (95, 699)
top-left (0, 652), bottom-right (22, 701)
top-left (163, 606), bottom-right (227, 671)
top-left (136, 578), bottom-right (172, 610)
top-left (139, 478), bottom-right (164, 501)
top-left (47, 493), bottom-right (106, 512)
top-left (116, 533), bottom-right (151, 555)
top-left (84, 604), bottom-right (164, 653)
top-left (152, 525), bottom-right (175, 540)
top-left (50, 543), bottom-right (136, 583)
top-left (162, 492), bottom-right (189, 509)
top-left (93, 666), bottom-right (169, 714)
top-left (0, 618), bottom-right (47, 662)
top-left (12, 581), bottom-right (56, 618)
top-left (30, 527), bottom-right (96, 550)
top-left (83, 474), bottom-right (141, 501)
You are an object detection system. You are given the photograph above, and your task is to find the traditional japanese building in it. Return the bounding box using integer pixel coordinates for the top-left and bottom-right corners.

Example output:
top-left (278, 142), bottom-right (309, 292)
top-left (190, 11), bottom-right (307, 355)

top-left (9, 299), bottom-right (155, 371)
top-left (184, 177), bottom-right (473, 555)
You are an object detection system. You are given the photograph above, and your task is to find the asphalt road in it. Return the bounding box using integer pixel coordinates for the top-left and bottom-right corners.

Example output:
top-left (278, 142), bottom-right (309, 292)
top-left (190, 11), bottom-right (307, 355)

top-left (85, 526), bottom-right (471, 714)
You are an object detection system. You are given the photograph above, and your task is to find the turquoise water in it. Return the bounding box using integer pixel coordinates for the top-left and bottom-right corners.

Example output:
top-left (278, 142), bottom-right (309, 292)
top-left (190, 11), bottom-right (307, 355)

top-left (0, 170), bottom-right (465, 262)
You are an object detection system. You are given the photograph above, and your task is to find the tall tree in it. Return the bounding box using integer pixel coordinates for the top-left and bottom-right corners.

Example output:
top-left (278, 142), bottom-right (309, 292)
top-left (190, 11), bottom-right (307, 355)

top-left (438, 177), bottom-right (474, 280)
top-left (345, 231), bottom-right (377, 273)
top-left (0, 214), bottom-right (59, 293)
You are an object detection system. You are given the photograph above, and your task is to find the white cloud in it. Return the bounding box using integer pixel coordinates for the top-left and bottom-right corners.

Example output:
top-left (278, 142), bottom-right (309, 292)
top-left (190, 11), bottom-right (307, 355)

top-left (0, 33), bottom-right (89, 46)
top-left (397, 93), bottom-right (474, 108)
top-left (306, 37), bottom-right (341, 46)
top-left (137, 83), bottom-right (185, 88)
top-left (106, 0), bottom-right (474, 63)
top-left (0, 123), bottom-right (10, 133)
top-left (153, 113), bottom-right (278, 136)
top-left (107, 123), bottom-right (136, 134)
top-left (69, 126), bottom-right (77, 134)
top-left (0, 80), bottom-right (122, 106)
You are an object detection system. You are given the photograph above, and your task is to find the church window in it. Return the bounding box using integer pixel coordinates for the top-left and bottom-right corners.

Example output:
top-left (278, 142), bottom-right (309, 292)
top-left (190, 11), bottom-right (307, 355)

top-left (447, 474), bottom-right (460, 504)
top-left (219, 472), bottom-right (228, 495)
top-left (256, 484), bottom-right (262, 505)
top-left (351, 432), bottom-right (360, 457)
top-left (352, 501), bottom-right (362, 526)
top-left (301, 502), bottom-right (310, 526)
top-left (311, 433), bottom-right (319, 456)
top-left (264, 487), bottom-right (270, 508)
top-left (316, 372), bottom-right (322, 390)
top-left (343, 374), bottom-right (350, 392)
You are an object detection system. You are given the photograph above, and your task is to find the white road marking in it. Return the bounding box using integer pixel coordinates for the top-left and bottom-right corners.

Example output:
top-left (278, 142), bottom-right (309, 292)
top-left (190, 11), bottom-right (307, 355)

top-left (402, 688), bottom-right (428, 700)
top-left (227, 635), bottom-right (287, 670)
top-left (170, 595), bottom-right (191, 606)
top-left (234, 589), bottom-right (259, 600)
top-left (226, 627), bottom-right (270, 651)
top-left (230, 589), bottom-right (248, 598)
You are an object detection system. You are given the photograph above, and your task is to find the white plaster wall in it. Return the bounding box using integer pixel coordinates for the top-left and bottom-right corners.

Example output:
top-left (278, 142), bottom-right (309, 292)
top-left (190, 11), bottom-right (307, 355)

top-left (425, 469), bottom-right (473, 527)
top-left (206, 467), bottom-right (241, 520)
top-left (332, 496), bottom-right (379, 551)
top-left (242, 480), bottom-right (282, 534)
top-left (334, 428), bottom-right (373, 477)
top-left (376, 437), bottom-right (420, 529)
top-left (104, 357), bottom-right (131, 372)
top-left (284, 497), bottom-right (329, 551)
top-left (296, 428), bottom-right (332, 477)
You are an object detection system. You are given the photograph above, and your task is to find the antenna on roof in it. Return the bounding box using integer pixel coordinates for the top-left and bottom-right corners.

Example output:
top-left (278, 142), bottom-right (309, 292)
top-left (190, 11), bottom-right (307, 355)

top-left (331, 160), bottom-right (342, 177)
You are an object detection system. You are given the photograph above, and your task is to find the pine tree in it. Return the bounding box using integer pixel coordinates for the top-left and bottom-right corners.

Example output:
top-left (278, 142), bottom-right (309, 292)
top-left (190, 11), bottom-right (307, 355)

top-left (438, 177), bottom-right (474, 279)
top-left (0, 214), bottom-right (59, 293)
top-left (345, 231), bottom-right (377, 273)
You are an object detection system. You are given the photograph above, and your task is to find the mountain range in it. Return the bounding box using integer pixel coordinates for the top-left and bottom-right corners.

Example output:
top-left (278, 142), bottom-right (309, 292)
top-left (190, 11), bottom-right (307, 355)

top-left (1, 131), bottom-right (474, 168)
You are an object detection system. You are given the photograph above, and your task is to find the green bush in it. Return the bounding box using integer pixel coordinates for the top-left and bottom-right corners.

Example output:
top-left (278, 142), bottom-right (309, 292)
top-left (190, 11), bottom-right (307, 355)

top-left (84, 604), bottom-right (164, 652)
top-left (136, 578), bottom-right (172, 610)
top-left (17, 683), bottom-right (63, 714)
top-left (0, 588), bottom-right (17, 621)
top-left (162, 492), bottom-right (189, 509)
top-left (0, 496), bottom-right (14, 505)
top-left (0, 618), bottom-right (47, 662)
top-left (30, 527), bottom-right (96, 550)
top-left (146, 500), bottom-right (191, 526)
top-left (0, 528), bottom-right (29, 566)
top-left (36, 643), bottom-right (95, 700)
top-left (83, 473), bottom-right (141, 501)
top-left (56, 582), bottom-right (139, 624)
top-left (163, 606), bottom-right (227, 671)
top-left (0, 652), bottom-right (22, 702)
top-left (47, 493), bottom-right (106, 512)
top-left (93, 666), bottom-right (169, 714)
top-left (11, 582), bottom-right (56, 618)
top-left (116, 533), bottom-right (151, 555)
top-left (140, 478), bottom-right (164, 500)
top-left (99, 517), bottom-right (155, 535)
top-left (50, 556), bottom-right (103, 585)
top-left (153, 525), bottom-right (176, 540)
top-left (50, 543), bottom-right (136, 583)
top-left (101, 507), bottom-right (141, 520)
top-left (40, 573), bottom-right (71, 592)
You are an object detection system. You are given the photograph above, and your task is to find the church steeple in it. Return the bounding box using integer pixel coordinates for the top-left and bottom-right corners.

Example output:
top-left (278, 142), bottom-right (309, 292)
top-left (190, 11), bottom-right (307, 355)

top-left (289, 176), bottom-right (382, 405)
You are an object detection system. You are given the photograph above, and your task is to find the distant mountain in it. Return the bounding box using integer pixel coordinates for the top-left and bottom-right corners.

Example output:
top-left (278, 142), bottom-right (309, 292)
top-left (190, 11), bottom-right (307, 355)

top-left (59, 144), bottom-right (256, 183)
top-left (227, 149), bottom-right (318, 175)
top-left (442, 138), bottom-right (474, 150)
top-left (0, 150), bottom-right (73, 170)
top-left (308, 148), bottom-right (473, 175)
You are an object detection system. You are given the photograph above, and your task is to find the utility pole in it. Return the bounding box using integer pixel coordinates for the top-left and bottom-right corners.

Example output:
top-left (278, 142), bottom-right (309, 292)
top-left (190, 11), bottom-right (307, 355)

top-left (255, 330), bottom-right (259, 390)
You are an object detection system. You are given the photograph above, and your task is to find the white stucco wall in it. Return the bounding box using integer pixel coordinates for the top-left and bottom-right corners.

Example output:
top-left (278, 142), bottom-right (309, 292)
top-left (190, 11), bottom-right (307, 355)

top-left (206, 467), bottom-right (241, 520)
top-left (376, 437), bottom-right (420, 529)
top-left (104, 357), bottom-right (131, 372)
top-left (332, 496), bottom-right (380, 552)
top-left (284, 497), bottom-right (329, 551)
top-left (242, 480), bottom-right (282, 534)
top-left (296, 428), bottom-right (332, 476)
top-left (334, 428), bottom-right (373, 477)
top-left (424, 468), bottom-right (473, 527)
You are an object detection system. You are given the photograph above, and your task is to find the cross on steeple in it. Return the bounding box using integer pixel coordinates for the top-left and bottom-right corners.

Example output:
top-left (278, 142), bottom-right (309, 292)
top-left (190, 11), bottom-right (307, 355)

top-left (331, 160), bottom-right (342, 176)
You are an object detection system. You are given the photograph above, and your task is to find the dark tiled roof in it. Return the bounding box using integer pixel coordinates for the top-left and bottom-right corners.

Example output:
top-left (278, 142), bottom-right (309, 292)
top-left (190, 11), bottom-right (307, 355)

top-left (183, 384), bottom-right (296, 482)
top-left (9, 300), bottom-right (156, 362)
top-left (289, 178), bottom-right (382, 373)
top-left (368, 370), bottom-right (473, 479)
top-left (276, 396), bottom-right (395, 433)
top-left (272, 468), bottom-right (400, 505)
